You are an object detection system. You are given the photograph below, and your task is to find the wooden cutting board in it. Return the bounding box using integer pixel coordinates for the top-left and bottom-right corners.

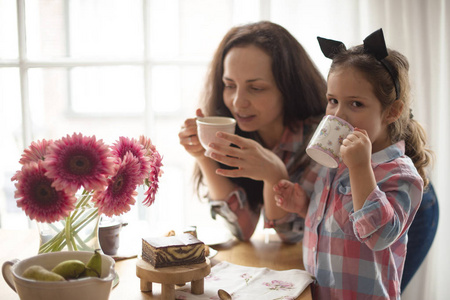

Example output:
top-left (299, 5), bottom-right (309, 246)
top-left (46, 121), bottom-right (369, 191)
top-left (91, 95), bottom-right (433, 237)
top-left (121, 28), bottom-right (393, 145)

top-left (136, 257), bottom-right (211, 300)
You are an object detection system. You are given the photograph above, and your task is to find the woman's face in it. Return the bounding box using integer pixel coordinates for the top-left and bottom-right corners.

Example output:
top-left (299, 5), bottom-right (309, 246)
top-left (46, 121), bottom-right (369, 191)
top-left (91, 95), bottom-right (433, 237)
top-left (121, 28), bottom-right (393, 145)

top-left (222, 45), bottom-right (284, 146)
top-left (325, 66), bottom-right (391, 153)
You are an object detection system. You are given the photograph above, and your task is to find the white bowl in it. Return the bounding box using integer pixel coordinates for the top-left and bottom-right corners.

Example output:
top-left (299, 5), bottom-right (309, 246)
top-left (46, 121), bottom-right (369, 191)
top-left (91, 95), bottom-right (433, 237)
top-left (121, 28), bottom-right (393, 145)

top-left (2, 251), bottom-right (115, 300)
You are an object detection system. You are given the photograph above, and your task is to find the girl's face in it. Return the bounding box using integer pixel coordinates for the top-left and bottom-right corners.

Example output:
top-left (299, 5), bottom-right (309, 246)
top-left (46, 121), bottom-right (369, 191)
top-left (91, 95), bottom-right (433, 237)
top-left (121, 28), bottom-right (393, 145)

top-left (222, 45), bottom-right (284, 148)
top-left (326, 66), bottom-right (392, 153)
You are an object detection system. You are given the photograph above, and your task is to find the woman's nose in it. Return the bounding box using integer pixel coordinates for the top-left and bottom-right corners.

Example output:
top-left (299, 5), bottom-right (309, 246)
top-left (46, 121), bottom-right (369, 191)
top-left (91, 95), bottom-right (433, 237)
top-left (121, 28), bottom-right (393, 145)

top-left (232, 88), bottom-right (250, 108)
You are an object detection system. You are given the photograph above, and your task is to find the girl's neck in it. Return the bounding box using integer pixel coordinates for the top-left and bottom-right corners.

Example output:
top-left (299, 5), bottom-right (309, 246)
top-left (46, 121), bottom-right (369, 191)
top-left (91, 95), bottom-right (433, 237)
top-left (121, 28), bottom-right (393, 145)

top-left (372, 135), bottom-right (392, 153)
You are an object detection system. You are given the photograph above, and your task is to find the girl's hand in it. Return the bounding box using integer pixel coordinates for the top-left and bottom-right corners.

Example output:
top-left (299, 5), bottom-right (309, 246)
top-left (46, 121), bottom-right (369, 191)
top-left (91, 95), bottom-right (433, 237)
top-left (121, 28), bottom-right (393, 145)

top-left (178, 108), bottom-right (206, 159)
top-left (273, 179), bottom-right (308, 217)
top-left (207, 131), bottom-right (288, 184)
top-left (340, 128), bottom-right (372, 169)
top-left (341, 128), bottom-right (377, 212)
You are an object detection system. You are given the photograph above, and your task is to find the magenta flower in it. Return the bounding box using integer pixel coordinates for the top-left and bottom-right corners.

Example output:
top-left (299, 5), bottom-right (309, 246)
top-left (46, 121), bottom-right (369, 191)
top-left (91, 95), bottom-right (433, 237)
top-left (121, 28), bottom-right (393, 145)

top-left (138, 135), bottom-right (164, 206)
top-left (43, 133), bottom-right (115, 194)
top-left (19, 139), bottom-right (54, 165)
top-left (139, 135), bottom-right (156, 155)
top-left (14, 161), bottom-right (77, 223)
top-left (11, 139), bottom-right (54, 182)
top-left (143, 149), bottom-right (163, 206)
top-left (12, 133), bottom-right (163, 253)
top-left (92, 152), bottom-right (141, 217)
top-left (111, 136), bottom-right (151, 184)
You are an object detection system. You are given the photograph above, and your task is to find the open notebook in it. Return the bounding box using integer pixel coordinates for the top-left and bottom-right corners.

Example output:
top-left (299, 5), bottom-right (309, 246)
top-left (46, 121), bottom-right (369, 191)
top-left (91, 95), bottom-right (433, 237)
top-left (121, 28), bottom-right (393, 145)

top-left (175, 261), bottom-right (314, 300)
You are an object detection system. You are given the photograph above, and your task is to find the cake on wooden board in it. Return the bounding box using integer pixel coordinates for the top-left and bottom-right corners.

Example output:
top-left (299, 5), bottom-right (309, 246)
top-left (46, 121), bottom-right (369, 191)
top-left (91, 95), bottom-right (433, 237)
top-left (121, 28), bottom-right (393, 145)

top-left (142, 233), bottom-right (206, 268)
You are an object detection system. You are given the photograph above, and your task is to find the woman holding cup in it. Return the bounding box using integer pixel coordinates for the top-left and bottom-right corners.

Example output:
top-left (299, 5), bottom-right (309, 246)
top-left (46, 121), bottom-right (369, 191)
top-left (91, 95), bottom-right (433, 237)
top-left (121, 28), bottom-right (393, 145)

top-left (178, 21), bottom-right (327, 242)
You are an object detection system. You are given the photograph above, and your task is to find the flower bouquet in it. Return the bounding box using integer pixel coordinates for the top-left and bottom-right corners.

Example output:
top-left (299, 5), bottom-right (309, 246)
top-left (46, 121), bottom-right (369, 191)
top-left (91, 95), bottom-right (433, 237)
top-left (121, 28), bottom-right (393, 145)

top-left (11, 133), bottom-right (163, 253)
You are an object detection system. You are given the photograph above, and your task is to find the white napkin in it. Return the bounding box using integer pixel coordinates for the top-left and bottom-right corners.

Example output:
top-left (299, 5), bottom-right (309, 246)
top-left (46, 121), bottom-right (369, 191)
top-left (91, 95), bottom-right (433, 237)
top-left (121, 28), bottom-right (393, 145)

top-left (175, 261), bottom-right (314, 300)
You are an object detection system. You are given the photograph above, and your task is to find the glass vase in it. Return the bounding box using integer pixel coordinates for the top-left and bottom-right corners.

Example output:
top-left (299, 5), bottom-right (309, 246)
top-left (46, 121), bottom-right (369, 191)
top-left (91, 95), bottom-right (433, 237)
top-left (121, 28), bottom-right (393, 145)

top-left (37, 205), bottom-right (101, 253)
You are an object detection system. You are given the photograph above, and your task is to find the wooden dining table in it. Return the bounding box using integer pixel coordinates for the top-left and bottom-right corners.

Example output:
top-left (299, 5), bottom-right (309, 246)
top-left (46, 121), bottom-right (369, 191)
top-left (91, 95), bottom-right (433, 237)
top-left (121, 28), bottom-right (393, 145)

top-left (0, 229), bottom-right (312, 300)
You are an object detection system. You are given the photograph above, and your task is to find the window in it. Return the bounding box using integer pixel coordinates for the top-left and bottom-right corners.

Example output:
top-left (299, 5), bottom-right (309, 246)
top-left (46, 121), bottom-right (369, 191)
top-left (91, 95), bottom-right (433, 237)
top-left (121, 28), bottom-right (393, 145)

top-left (0, 0), bottom-right (266, 234)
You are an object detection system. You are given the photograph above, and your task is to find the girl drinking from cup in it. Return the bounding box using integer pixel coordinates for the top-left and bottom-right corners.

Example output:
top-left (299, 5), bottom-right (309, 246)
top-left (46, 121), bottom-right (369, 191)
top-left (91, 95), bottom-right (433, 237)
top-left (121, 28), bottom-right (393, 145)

top-left (273, 29), bottom-right (433, 299)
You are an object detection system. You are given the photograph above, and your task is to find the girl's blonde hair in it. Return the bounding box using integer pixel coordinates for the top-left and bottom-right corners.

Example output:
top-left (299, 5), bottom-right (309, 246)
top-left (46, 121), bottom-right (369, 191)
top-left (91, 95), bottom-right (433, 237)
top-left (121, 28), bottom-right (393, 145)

top-left (329, 45), bottom-right (433, 187)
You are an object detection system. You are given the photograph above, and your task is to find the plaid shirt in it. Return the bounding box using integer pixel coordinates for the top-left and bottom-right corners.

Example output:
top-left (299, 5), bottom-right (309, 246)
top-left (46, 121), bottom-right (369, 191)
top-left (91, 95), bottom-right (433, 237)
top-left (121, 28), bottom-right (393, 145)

top-left (210, 117), bottom-right (322, 242)
top-left (303, 141), bottom-right (423, 300)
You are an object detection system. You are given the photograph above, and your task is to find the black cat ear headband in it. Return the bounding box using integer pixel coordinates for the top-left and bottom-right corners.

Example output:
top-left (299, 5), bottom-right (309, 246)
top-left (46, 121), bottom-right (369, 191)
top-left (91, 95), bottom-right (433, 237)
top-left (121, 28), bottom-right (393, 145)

top-left (317, 29), bottom-right (400, 100)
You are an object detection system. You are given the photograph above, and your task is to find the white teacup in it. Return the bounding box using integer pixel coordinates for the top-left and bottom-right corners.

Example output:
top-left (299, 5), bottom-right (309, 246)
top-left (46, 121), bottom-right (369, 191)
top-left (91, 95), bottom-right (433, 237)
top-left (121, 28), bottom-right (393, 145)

top-left (306, 115), bottom-right (354, 168)
top-left (196, 116), bottom-right (236, 157)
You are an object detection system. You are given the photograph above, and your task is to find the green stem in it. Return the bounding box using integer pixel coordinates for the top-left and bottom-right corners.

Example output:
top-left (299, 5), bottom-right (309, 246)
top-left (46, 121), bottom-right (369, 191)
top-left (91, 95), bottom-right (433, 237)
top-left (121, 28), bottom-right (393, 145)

top-left (65, 212), bottom-right (73, 251)
top-left (38, 194), bottom-right (99, 253)
top-left (73, 209), bottom-right (98, 231)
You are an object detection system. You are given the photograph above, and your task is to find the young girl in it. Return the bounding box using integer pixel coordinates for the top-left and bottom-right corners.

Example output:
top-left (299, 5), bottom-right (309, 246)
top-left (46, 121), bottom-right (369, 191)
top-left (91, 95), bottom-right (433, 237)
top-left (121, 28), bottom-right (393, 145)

top-left (273, 29), bottom-right (433, 299)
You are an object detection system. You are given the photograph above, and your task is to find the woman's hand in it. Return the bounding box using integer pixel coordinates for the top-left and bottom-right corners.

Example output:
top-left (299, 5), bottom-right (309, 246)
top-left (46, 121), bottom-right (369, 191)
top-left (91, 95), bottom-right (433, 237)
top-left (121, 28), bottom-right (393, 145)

top-left (178, 108), bottom-right (206, 159)
top-left (207, 131), bottom-right (288, 184)
top-left (178, 109), bottom-right (236, 200)
top-left (209, 131), bottom-right (290, 220)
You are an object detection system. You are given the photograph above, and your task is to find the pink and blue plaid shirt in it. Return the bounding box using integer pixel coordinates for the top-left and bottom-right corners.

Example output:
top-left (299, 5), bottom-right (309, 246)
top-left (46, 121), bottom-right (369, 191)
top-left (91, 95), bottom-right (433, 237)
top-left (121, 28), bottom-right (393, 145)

top-left (303, 140), bottom-right (423, 300)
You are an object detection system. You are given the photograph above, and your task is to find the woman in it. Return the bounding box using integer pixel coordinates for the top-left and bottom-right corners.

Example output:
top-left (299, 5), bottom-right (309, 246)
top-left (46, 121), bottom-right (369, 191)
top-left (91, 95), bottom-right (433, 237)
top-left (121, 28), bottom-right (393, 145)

top-left (178, 21), bottom-right (327, 242)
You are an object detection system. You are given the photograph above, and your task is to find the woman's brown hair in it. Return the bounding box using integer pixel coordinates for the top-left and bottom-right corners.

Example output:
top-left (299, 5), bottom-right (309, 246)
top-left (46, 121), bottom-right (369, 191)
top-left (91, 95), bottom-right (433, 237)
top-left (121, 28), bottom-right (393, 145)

top-left (194, 21), bottom-right (327, 207)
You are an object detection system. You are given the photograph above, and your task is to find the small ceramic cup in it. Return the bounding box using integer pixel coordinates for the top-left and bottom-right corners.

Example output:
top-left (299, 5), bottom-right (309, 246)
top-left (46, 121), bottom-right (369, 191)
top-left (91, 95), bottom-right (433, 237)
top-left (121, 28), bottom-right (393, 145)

top-left (99, 216), bottom-right (128, 256)
top-left (306, 115), bottom-right (354, 168)
top-left (196, 116), bottom-right (236, 157)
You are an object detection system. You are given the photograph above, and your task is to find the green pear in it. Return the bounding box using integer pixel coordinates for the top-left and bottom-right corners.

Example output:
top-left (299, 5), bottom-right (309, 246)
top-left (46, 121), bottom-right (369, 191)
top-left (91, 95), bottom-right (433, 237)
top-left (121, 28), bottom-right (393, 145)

top-left (80, 249), bottom-right (102, 278)
top-left (51, 259), bottom-right (86, 279)
top-left (22, 265), bottom-right (65, 281)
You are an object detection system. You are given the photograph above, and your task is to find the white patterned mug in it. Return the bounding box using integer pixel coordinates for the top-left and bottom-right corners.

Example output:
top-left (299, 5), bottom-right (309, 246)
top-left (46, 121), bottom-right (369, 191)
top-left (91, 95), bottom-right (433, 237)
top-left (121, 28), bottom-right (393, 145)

top-left (306, 115), bottom-right (354, 168)
top-left (196, 116), bottom-right (236, 157)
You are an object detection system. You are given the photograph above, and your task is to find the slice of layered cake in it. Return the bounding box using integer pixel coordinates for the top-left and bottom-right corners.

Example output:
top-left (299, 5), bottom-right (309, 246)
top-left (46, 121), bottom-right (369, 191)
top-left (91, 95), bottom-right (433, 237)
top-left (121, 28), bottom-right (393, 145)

top-left (142, 233), bottom-right (206, 268)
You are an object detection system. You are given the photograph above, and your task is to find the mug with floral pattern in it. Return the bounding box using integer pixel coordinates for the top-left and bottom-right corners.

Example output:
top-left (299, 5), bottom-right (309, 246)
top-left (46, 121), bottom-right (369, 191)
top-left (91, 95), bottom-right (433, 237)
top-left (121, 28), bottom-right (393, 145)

top-left (306, 115), bottom-right (354, 168)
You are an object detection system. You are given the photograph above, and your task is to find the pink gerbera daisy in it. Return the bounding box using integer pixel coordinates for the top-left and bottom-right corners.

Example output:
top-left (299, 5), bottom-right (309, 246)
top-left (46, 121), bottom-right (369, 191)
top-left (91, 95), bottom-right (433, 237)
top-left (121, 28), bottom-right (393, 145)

top-left (14, 161), bottom-right (77, 223)
top-left (111, 136), bottom-right (151, 185)
top-left (143, 149), bottom-right (163, 206)
top-left (43, 133), bottom-right (115, 194)
top-left (139, 135), bottom-right (156, 156)
top-left (19, 139), bottom-right (54, 165)
top-left (11, 139), bottom-right (54, 182)
top-left (92, 152), bottom-right (141, 217)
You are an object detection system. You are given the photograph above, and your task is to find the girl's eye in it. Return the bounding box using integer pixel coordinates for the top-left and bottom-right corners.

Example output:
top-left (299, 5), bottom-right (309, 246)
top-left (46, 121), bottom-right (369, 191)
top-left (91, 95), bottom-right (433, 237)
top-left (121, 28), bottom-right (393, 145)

top-left (351, 101), bottom-right (363, 107)
top-left (328, 98), bottom-right (338, 104)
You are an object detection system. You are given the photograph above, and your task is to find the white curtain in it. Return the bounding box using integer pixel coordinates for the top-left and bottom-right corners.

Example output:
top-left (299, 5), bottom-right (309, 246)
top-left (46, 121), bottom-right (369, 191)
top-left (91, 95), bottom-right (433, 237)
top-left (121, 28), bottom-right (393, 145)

top-left (272, 0), bottom-right (449, 298)
top-left (363, 1), bottom-right (449, 299)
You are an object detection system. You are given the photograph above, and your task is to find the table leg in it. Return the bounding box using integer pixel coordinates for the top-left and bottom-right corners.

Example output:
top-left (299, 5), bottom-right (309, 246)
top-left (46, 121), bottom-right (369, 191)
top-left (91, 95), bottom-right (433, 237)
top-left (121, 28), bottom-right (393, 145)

top-left (191, 278), bottom-right (204, 295)
top-left (140, 279), bottom-right (152, 292)
top-left (161, 283), bottom-right (175, 300)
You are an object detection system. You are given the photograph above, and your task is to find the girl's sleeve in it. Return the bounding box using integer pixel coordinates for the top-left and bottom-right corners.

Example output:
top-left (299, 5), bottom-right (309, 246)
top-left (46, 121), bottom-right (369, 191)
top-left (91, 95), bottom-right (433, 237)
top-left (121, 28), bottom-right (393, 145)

top-left (209, 188), bottom-right (260, 241)
top-left (349, 165), bottom-right (424, 251)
